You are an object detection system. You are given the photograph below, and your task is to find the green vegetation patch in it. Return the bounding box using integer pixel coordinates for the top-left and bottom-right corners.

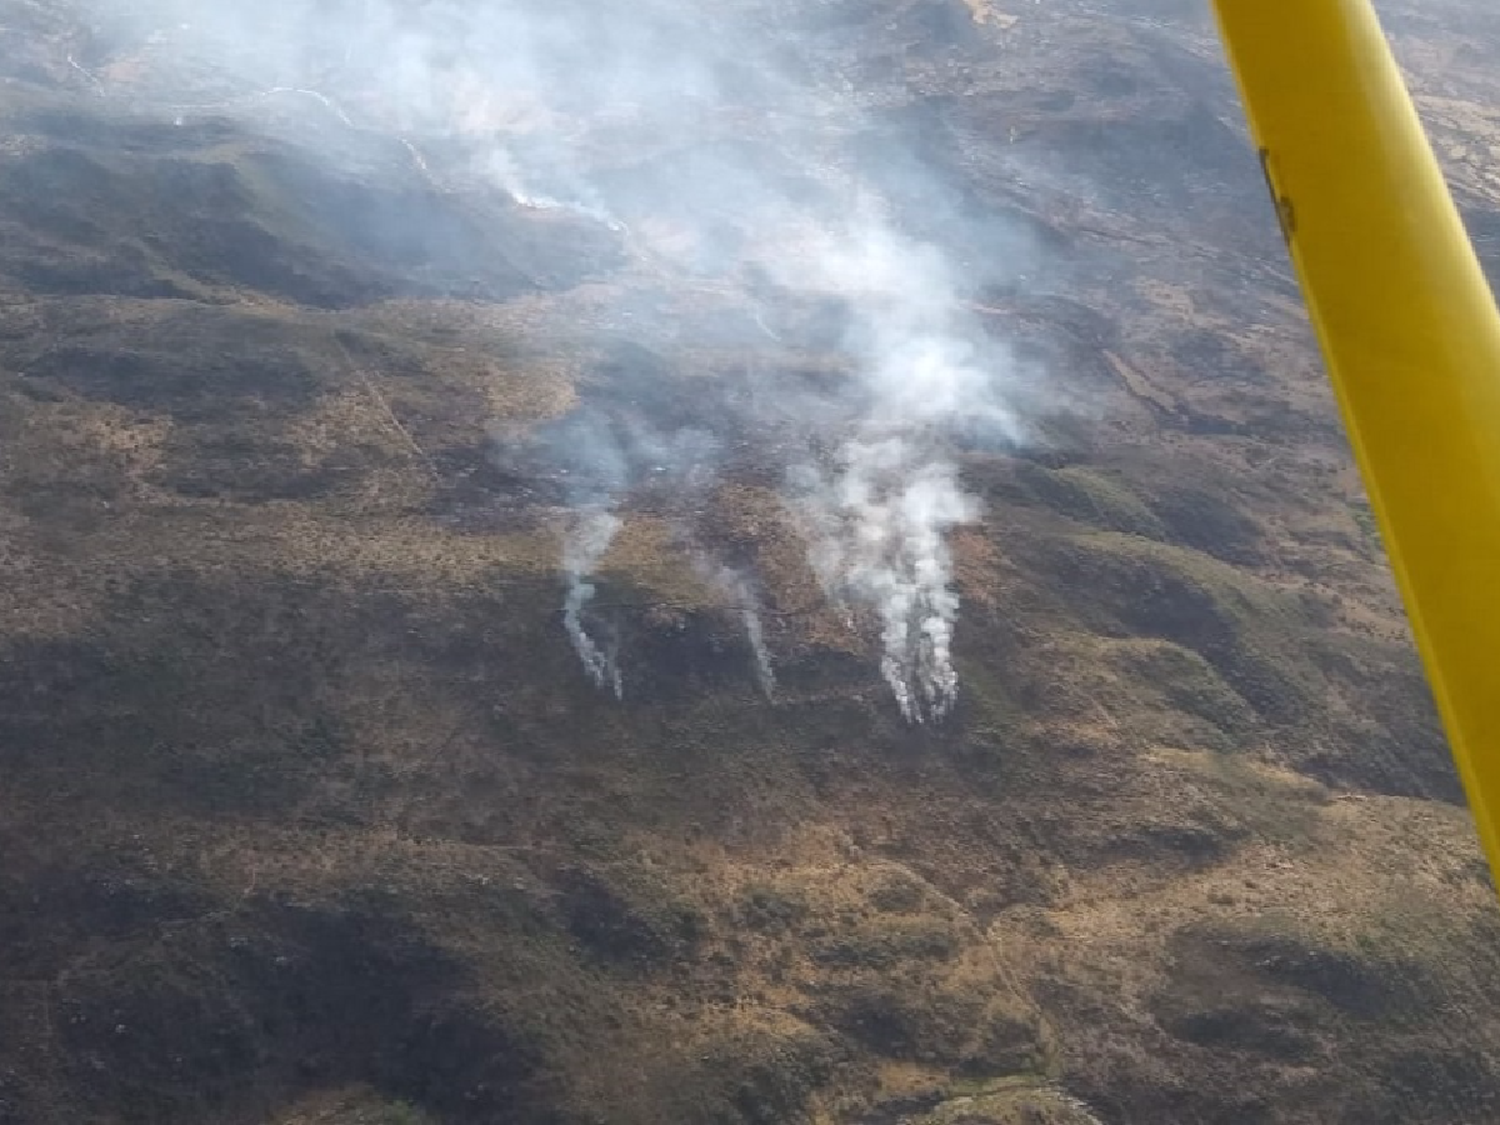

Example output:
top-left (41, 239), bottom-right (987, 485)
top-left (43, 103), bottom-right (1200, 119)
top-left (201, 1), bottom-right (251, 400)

top-left (1011, 462), bottom-right (1169, 539)
top-left (1036, 531), bottom-right (1321, 725)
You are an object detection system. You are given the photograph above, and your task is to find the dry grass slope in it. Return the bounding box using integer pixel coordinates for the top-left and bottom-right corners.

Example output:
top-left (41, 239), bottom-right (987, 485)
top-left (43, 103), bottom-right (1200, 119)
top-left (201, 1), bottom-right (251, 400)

top-left (1, 0), bottom-right (1500, 1123)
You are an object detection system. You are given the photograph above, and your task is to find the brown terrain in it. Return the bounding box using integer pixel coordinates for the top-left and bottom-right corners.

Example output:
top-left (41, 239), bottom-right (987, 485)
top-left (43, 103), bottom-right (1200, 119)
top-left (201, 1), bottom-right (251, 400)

top-left (3, 0), bottom-right (1500, 1122)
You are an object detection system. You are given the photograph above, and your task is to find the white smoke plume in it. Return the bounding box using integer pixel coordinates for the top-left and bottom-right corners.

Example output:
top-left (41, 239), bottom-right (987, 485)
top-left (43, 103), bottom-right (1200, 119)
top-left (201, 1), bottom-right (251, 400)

top-left (562, 506), bottom-right (624, 698)
top-left (779, 206), bottom-right (1022, 720)
top-left (740, 595), bottom-right (776, 701)
top-left (698, 561), bottom-right (777, 700)
top-left (537, 408), bottom-right (720, 693)
top-left (72, 0), bottom-right (1046, 718)
top-left (795, 446), bottom-right (975, 722)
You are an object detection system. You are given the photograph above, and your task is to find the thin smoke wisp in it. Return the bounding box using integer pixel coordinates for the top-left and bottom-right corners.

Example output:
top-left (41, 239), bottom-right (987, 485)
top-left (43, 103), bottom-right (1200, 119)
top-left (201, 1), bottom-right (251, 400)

top-left (699, 561), bottom-right (777, 700)
top-left (562, 506), bottom-right (624, 699)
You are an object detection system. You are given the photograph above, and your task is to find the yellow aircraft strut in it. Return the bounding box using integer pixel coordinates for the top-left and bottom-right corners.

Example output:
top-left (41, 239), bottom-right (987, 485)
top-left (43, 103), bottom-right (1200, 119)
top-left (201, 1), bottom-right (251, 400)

top-left (1210, 0), bottom-right (1500, 880)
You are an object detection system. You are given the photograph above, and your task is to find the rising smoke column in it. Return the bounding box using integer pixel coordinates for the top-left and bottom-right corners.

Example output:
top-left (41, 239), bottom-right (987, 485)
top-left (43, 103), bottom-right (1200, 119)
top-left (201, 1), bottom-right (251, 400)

top-left (796, 445), bottom-right (974, 721)
top-left (543, 410), bottom-right (632, 696)
top-left (562, 506), bottom-right (624, 698)
top-left (697, 561), bottom-right (777, 699)
top-left (545, 410), bottom-right (723, 696)
top-left (783, 209), bottom-right (1021, 721)
top-left (734, 579), bottom-right (777, 701)
top-left (90, 0), bottom-right (1040, 717)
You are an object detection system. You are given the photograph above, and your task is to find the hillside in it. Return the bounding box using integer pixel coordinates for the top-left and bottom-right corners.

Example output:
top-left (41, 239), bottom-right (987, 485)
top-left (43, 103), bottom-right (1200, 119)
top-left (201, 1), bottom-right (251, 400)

top-left (3, 1), bottom-right (1500, 1123)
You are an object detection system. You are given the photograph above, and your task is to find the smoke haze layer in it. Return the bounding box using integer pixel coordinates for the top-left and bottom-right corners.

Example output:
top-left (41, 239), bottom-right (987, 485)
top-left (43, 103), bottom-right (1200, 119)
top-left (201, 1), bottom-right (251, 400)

top-left (74, 0), bottom-right (1046, 717)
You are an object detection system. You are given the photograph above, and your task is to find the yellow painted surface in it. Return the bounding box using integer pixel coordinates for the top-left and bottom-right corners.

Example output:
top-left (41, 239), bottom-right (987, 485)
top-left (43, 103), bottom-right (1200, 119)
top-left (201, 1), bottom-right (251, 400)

top-left (1212, 0), bottom-right (1500, 881)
